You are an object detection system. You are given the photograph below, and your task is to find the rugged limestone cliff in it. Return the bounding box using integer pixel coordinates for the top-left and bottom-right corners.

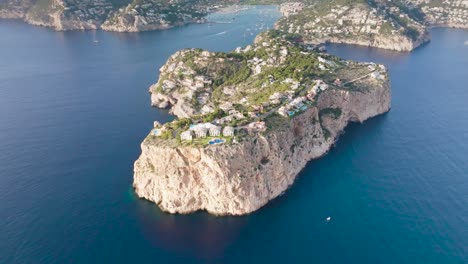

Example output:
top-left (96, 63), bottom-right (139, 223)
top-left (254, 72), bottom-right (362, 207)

top-left (133, 31), bottom-right (391, 215)
top-left (134, 79), bottom-right (390, 215)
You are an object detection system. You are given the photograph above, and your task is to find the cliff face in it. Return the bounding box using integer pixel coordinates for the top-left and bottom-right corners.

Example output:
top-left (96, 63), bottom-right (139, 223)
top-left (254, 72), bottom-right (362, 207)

top-left (134, 80), bottom-right (391, 215)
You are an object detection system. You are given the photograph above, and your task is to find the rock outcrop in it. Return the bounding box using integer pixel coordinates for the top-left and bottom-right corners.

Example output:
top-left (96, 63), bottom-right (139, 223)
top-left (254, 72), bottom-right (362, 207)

top-left (134, 31), bottom-right (392, 215)
top-left (134, 78), bottom-right (390, 215)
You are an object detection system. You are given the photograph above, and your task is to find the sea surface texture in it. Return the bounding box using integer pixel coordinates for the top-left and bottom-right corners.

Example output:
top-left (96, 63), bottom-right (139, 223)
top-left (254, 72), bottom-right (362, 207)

top-left (0, 6), bottom-right (467, 263)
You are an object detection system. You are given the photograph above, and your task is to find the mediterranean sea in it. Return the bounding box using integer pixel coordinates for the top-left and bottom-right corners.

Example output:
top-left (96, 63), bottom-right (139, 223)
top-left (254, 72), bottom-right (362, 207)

top-left (0, 6), bottom-right (467, 263)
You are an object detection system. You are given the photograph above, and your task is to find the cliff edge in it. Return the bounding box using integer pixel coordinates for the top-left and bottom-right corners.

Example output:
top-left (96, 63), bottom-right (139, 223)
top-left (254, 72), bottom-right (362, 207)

top-left (133, 31), bottom-right (391, 215)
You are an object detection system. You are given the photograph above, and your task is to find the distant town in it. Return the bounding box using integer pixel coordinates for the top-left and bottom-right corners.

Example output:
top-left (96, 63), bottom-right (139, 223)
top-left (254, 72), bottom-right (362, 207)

top-left (1, 0), bottom-right (467, 33)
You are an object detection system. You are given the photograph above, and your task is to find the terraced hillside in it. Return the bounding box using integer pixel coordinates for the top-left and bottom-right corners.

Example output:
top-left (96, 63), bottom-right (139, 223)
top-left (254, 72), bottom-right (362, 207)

top-left (275, 0), bottom-right (429, 51)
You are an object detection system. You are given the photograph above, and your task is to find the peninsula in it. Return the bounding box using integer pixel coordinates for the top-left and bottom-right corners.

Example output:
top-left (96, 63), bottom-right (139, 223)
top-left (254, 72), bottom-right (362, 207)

top-left (133, 31), bottom-right (391, 215)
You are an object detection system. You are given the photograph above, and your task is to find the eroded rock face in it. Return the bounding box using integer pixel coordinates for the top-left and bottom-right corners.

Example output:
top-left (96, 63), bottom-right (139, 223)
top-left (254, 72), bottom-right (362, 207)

top-left (133, 81), bottom-right (391, 215)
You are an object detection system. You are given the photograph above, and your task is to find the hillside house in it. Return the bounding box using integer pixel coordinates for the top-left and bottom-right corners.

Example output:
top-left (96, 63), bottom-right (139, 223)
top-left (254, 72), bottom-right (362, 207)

top-left (180, 130), bottom-right (193, 141)
top-left (209, 126), bottom-right (222, 137)
top-left (223, 126), bottom-right (235, 137)
top-left (195, 127), bottom-right (208, 138)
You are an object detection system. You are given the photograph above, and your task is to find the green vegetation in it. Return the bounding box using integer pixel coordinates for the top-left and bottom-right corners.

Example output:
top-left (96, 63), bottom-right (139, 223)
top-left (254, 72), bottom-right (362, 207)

top-left (148, 28), bottom-right (387, 146)
top-left (276, 0), bottom-right (426, 48)
top-left (320, 108), bottom-right (342, 119)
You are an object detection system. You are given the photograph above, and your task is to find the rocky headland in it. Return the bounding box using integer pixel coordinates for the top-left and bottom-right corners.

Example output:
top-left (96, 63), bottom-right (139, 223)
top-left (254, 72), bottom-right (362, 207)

top-left (276, 0), bottom-right (430, 52)
top-left (133, 31), bottom-right (391, 215)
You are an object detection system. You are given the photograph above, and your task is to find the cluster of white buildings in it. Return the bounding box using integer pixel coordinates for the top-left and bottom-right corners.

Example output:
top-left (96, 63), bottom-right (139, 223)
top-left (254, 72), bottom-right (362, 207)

top-left (279, 2), bottom-right (305, 17)
top-left (237, 41), bottom-right (290, 76)
top-left (283, 4), bottom-right (417, 40)
top-left (276, 79), bottom-right (329, 117)
top-left (108, 1), bottom-right (208, 28)
top-left (278, 96), bottom-right (308, 117)
top-left (63, 0), bottom-right (113, 21)
top-left (415, 0), bottom-right (468, 27)
top-left (179, 123), bottom-right (235, 141)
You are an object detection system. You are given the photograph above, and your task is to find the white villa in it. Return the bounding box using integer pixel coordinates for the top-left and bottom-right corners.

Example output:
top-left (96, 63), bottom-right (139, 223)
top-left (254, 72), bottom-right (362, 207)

top-left (195, 127), bottom-right (208, 138)
top-left (209, 126), bottom-right (222, 137)
top-left (278, 106), bottom-right (289, 117)
top-left (180, 130), bottom-right (193, 141)
top-left (223, 126), bottom-right (235, 137)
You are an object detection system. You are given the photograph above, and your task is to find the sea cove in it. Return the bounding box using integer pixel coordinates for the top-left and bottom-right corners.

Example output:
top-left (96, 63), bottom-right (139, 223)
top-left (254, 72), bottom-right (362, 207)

top-left (0, 5), bottom-right (467, 264)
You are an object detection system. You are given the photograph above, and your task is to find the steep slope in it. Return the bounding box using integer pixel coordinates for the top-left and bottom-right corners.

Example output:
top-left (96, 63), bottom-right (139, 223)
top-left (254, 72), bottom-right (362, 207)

top-left (134, 31), bottom-right (391, 215)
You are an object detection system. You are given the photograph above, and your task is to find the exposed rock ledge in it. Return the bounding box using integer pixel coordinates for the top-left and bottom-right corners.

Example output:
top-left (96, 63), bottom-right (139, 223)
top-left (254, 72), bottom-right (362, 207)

top-left (133, 80), bottom-right (391, 215)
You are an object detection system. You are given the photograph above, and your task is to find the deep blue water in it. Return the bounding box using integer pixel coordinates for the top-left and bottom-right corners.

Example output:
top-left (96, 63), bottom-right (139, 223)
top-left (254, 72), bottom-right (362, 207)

top-left (0, 5), bottom-right (467, 263)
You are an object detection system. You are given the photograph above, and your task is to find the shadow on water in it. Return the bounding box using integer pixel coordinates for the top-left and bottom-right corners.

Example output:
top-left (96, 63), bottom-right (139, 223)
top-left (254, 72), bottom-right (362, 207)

top-left (134, 198), bottom-right (248, 261)
top-left (129, 111), bottom-right (390, 262)
top-left (262, 112), bottom-right (390, 212)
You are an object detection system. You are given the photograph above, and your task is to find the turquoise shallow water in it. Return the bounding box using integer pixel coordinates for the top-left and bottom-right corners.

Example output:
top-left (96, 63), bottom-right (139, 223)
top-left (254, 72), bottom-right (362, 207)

top-left (0, 6), bottom-right (467, 263)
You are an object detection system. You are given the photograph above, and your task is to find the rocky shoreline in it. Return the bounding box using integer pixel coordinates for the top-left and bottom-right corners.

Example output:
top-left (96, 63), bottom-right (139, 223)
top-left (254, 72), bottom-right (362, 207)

top-left (132, 30), bottom-right (392, 215)
top-left (1, 1), bottom-right (466, 51)
top-left (134, 80), bottom-right (391, 215)
top-left (303, 30), bottom-right (431, 52)
top-left (0, 0), bottom-right (221, 32)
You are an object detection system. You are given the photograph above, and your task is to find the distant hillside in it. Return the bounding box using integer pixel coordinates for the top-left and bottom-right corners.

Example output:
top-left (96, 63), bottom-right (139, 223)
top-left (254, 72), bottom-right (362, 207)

top-left (275, 0), bottom-right (429, 51)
